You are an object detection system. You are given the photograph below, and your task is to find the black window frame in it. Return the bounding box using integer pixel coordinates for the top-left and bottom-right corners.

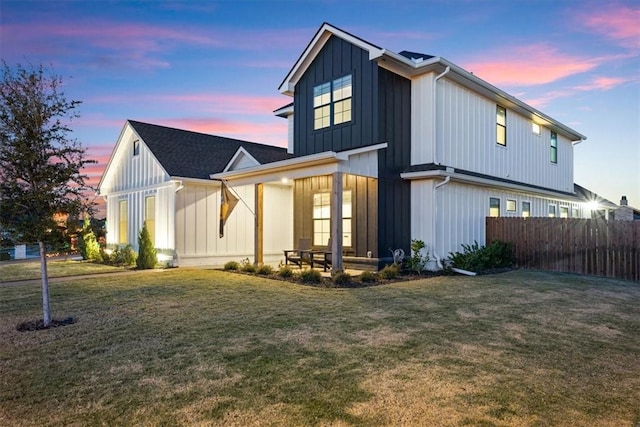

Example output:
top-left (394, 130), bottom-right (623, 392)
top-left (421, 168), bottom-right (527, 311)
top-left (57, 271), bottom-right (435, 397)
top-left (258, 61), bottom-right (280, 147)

top-left (550, 131), bottom-right (558, 163)
top-left (496, 105), bottom-right (507, 146)
top-left (312, 74), bottom-right (353, 131)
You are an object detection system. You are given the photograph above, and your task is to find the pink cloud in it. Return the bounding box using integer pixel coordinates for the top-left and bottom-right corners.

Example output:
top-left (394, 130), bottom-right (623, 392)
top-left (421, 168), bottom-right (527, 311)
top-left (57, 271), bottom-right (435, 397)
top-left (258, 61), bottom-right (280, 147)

top-left (577, 5), bottom-right (640, 49)
top-left (463, 43), bottom-right (600, 86)
top-left (525, 75), bottom-right (634, 108)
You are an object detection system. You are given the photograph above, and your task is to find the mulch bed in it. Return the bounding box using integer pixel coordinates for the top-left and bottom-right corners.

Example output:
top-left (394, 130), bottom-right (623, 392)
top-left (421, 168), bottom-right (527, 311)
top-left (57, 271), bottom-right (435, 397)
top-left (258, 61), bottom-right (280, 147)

top-left (16, 316), bottom-right (76, 332)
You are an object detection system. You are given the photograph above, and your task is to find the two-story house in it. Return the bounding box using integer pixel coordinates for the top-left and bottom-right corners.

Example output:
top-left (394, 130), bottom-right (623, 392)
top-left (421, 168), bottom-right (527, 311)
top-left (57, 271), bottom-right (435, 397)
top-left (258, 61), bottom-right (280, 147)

top-left (100, 22), bottom-right (590, 270)
top-left (213, 23), bottom-right (587, 270)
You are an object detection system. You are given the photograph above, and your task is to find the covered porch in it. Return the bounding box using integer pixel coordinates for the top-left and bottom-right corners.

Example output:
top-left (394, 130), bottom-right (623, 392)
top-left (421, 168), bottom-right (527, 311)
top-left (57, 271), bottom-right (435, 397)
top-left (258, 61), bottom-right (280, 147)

top-left (211, 143), bottom-right (387, 273)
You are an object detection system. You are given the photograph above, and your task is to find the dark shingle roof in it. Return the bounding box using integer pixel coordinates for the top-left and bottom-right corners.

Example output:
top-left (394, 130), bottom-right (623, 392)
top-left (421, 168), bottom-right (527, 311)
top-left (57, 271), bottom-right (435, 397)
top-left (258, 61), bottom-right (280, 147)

top-left (128, 120), bottom-right (292, 179)
top-left (398, 50), bottom-right (434, 61)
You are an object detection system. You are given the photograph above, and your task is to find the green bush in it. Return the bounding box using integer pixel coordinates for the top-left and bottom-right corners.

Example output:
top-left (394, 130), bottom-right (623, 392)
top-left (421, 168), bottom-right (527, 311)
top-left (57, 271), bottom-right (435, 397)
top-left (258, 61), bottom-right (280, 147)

top-left (359, 271), bottom-right (378, 283)
top-left (332, 271), bottom-right (352, 285)
top-left (136, 222), bottom-right (157, 269)
top-left (224, 261), bottom-right (240, 271)
top-left (277, 265), bottom-right (294, 278)
top-left (299, 269), bottom-right (322, 284)
top-left (256, 264), bottom-right (274, 275)
top-left (378, 264), bottom-right (400, 279)
top-left (101, 244), bottom-right (137, 266)
top-left (448, 240), bottom-right (514, 273)
top-left (78, 214), bottom-right (100, 261)
top-left (406, 239), bottom-right (429, 273)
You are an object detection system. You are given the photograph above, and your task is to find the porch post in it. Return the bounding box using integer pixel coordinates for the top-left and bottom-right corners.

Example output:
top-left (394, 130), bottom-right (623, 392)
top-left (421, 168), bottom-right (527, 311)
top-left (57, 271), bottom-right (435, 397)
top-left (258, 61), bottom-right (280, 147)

top-left (331, 172), bottom-right (344, 273)
top-left (254, 183), bottom-right (263, 265)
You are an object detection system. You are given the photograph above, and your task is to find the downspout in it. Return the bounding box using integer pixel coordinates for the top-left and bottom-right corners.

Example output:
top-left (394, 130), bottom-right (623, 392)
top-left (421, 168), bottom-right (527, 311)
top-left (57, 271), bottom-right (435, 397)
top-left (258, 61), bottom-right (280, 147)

top-left (433, 66), bottom-right (450, 165)
top-left (432, 175), bottom-right (451, 269)
top-left (430, 65), bottom-right (450, 270)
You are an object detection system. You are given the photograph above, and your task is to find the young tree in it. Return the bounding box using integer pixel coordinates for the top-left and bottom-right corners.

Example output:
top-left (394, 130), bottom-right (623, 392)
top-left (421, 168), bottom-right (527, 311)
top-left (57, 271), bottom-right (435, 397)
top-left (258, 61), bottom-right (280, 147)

top-left (78, 212), bottom-right (100, 261)
top-left (0, 62), bottom-right (95, 327)
top-left (136, 222), bottom-right (157, 269)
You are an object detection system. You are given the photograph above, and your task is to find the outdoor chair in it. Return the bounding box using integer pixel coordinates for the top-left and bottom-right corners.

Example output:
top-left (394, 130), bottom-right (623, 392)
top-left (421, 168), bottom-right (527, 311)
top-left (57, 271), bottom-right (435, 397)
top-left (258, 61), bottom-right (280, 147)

top-left (284, 237), bottom-right (312, 268)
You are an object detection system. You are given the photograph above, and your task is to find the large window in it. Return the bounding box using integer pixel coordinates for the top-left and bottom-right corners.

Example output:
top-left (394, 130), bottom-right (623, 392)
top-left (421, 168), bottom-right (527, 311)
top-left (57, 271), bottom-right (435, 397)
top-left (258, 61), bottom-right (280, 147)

top-left (145, 196), bottom-right (156, 246)
top-left (119, 200), bottom-right (128, 244)
top-left (489, 197), bottom-right (501, 217)
top-left (313, 74), bottom-right (352, 130)
top-left (312, 191), bottom-right (353, 246)
top-left (550, 131), bottom-right (558, 163)
top-left (496, 106), bottom-right (506, 146)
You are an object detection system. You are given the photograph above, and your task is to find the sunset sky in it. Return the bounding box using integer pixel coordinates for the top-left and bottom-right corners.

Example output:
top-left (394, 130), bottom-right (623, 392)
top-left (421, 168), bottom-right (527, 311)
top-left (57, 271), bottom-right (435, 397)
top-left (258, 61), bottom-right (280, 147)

top-left (1, 0), bottom-right (638, 213)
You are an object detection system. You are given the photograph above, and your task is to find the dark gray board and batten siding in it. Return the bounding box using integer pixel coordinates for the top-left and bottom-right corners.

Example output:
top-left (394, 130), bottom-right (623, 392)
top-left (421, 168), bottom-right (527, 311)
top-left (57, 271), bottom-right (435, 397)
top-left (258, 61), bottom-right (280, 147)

top-left (293, 35), bottom-right (413, 265)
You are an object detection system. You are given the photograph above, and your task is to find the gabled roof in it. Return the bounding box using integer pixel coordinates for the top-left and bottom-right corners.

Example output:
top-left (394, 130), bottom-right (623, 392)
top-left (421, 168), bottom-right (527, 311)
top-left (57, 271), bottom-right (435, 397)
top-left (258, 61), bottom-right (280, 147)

top-left (128, 120), bottom-right (292, 180)
top-left (278, 22), bottom-right (586, 142)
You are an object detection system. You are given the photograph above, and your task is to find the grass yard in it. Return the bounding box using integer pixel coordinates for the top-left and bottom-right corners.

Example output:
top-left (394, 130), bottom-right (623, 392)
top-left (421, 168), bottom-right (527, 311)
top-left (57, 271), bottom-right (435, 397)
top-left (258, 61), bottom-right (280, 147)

top-left (0, 269), bottom-right (638, 426)
top-left (0, 259), bottom-right (126, 282)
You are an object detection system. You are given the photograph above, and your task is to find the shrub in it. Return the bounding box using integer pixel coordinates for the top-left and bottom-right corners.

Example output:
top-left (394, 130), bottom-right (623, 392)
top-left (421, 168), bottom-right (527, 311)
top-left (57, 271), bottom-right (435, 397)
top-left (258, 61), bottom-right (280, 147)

top-left (448, 240), bottom-right (514, 273)
top-left (241, 263), bottom-right (257, 273)
top-left (379, 264), bottom-right (400, 279)
top-left (78, 214), bottom-right (100, 261)
top-left (136, 222), bottom-right (157, 270)
top-left (359, 270), bottom-right (378, 283)
top-left (332, 271), bottom-right (352, 286)
top-left (299, 268), bottom-right (322, 284)
top-left (406, 239), bottom-right (429, 273)
top-left (101, 244), bottom-right (137, 266)
top-left (277, 265), bottom-right (294, 278)
top-left (224, 261), bottom-right (240, 271)
top-left (256, 264), bottom-right (274, 275)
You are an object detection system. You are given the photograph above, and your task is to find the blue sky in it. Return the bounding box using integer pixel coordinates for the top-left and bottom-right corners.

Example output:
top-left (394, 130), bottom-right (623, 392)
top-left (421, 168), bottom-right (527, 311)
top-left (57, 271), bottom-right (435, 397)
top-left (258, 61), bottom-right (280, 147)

top-left (1, 0), bottom-right (638, 210)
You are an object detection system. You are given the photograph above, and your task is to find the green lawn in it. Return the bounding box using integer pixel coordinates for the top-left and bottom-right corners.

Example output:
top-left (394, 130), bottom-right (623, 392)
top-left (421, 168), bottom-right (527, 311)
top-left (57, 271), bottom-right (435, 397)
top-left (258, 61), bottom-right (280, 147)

top-left (0, 269), bottom-right (638, 426)
top-left (0, 259), bottom-right (126, 282)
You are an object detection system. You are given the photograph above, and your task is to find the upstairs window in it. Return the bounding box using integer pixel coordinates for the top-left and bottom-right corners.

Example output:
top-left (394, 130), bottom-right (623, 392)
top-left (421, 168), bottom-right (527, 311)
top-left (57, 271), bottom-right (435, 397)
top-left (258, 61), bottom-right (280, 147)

top-left (133, 140), bottom-right (140, 156)
top-left (313, 74), bottom-right (352, 130)
top-left (496, 106), bottom-right (506, 146)
top-left (550, 131), bottom-right (558, 163)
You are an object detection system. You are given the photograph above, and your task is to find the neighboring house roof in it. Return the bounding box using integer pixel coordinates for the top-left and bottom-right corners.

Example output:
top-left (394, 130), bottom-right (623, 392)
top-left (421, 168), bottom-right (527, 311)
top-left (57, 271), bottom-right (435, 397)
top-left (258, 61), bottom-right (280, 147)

top-left (278, 22), bottom-right (586, 142)
top-left (128, 120), bottom-right (292, 180)
top-left (573, 183), bottom-right (618, 208)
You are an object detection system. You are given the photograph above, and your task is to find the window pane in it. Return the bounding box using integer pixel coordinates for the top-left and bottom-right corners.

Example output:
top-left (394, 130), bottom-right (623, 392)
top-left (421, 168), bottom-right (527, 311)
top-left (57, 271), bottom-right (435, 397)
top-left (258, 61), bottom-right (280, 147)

top-left (342, 190), bottom-right (352, 218)
top-left (506, 199), bottom-right (516, 212)
top-left (572, 208), bottom-right (579, 218)
top-left (334, 98), bottom-right (352, 125)
top-left (343, 219), bottom-right (352, 247)
top-left (313, 82), bottom-right (330, 107)
top-left (560, 206), bottom-right (569, 218)
top-left (548, 205), bottom-right (556, 218)
top-left (145, 196), bottom-right (155, 246)
top-left (333, 75), bottom-right (352, 101)
top-left (496, 106), bottom-right (506, 126)
top-left (314, 105), bottom-right (330, 130)
top-left (550, 131), bottom-right (558, 163)
top-left (522, 201), bottom-right (531, 218)
top-left (497, 124), bottom-right (506, 146)
top-left (489, 197), bottom-right (500, 217)
top-left (119, 200), bottom-right (127, 244)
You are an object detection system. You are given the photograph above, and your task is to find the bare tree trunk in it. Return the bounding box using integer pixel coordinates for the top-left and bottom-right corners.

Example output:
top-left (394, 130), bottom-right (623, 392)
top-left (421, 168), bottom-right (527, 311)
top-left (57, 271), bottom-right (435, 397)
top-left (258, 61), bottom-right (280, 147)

top-left (39, 241), bottom-right (51, 328)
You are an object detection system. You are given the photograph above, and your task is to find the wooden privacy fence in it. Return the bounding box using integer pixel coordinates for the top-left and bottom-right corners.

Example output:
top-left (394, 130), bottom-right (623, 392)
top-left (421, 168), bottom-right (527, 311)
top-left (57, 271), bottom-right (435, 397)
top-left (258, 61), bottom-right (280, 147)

top-left (486, 217), bottom-right (640, 281)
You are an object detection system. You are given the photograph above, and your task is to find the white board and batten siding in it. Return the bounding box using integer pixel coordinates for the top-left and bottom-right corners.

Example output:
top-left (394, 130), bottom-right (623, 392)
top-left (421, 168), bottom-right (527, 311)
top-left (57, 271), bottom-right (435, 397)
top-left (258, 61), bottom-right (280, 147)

top-left (411, 74), bottom-right (575, 194)
top-left (102, 125), bottom-right (175, 250)
top-left (411, 180), bottom-right (586, 263)
top-left (175, 182), bottom-right (293, 266)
